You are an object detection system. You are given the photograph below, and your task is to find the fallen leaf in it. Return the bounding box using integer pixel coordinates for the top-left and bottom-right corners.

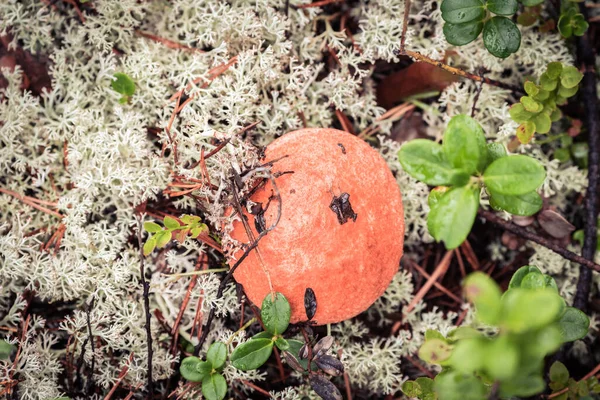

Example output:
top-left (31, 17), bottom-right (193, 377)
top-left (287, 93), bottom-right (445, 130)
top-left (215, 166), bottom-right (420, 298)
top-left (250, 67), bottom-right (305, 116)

top-left (538, 210), bottom-right (575, 239)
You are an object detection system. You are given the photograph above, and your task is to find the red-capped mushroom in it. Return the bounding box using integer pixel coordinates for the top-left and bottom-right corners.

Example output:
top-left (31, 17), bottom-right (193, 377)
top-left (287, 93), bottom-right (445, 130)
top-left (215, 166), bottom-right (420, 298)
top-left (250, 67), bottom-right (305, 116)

top-left (229, 128), bottom-right (405, 324)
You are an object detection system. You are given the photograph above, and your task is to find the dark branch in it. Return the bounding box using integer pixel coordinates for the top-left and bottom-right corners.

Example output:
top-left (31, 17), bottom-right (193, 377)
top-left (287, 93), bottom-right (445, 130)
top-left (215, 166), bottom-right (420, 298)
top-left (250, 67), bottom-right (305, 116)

top-left (85, 299), bottom-right (96, 396)
top-left (137, 217), bottom-right (154, 398)
top-left (573, 4), bottom-right (599, 313)
top-left (479, 210), bottom-right (600, 273)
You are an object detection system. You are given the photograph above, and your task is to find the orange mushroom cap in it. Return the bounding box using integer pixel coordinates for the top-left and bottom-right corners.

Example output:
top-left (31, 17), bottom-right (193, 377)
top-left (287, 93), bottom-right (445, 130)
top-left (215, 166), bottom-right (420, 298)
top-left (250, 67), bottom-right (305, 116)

top-left (229, 128), bottom-right (405, 324)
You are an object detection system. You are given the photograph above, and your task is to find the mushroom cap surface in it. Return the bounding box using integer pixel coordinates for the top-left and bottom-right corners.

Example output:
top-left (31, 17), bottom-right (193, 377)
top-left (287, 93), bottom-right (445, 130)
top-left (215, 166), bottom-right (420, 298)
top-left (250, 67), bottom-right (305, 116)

top-left (229, 128), bottom-right (405, 324)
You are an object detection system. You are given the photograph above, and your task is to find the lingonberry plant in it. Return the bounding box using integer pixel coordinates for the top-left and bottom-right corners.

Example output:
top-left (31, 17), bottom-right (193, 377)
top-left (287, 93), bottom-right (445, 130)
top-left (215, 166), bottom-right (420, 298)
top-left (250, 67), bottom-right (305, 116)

top-left (402, 266), bottom-right (590, 399)
top-left (143, 215), bottom-right (209, 256)
top-left (398, 114), bottom-right (546, 249)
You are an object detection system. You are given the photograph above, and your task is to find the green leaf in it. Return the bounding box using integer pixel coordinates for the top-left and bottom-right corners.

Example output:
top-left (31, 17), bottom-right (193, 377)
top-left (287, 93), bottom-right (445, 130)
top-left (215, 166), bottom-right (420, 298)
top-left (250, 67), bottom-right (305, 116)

top-left (540, 73), bottom-right (559, 91)
top-left (516, 121), bottom-right (536, 144)
top-left (487, 0), bottom-right (518, 15)
top-left (275, 337), bottom-right (290, 351)
top-left (483, 17), bottom-right (521, 58)
top-left (418, 338), bottom-right (453, 364)
top-left (427, 186), bottom-right (480, 249)
top-left (206, 342), bottom-right (228, 369)
top-left (202, 373), bottom-right (227, 400)
top-left (155, 230), bottom-right (172, 248)
top-left (428, 186), bottom-right (449, 208)
top-left (441, 0), bottom-right (486, 23)
top-left (442, 114), bottom-right (488, 174)
top-left (558, 83), bottom-right (579, 98)
top-left (143, 235), bottom-right (157, 256)
top-left (0, 340), bottom-right (14, 360)
top-left (483, 155), bottom-right (546, 195)
top-left (402, 381), bottom-right (422, 398)
top-left (434, 371), bottom-right (487, 400)
top-left (399, 140), bottom-right (464, 186)
top-left (163, 216), bottom-right (180, 230)
top-left (261, 292), bottom-right (291, 335)
top-left (524, 81), bottom-right (539, 96)
top-left (531, 112), bottom-right (552, 134)
top-left (484, 336), bottom-right (518, 380)
top-left (443, 21), bottom-right (484, 46)
top-left (144, 221), bottom-right (162, 233)
top-left (500, 374), bottom-right (546, 397)
top-left (509, 103), bottom-right (534, 123)
top-left (558, 13), bottom-right (574, 38)
top-left (509, 265), bottom-right (542, 288)
top-left (111, 73), bottom-right (135, 96)
top-left (572, 14), bottom-right (589, 36)
top-left (486, 142), bottom-right (507, 162)
top-left (488, 190), bottom-right (542, 216)
top-left (547, 62), bottom-right (564, 79)
top-left (501, 288), bottom-right (563, 332)
top-left (285, 339), bottom-right (318, 371)
top-left (447, 338), bottom-right (485, 373)
top-left (521, 96), bottom-right (543, 113)
top-left (520, 0), bottom-right (544, 5)
top-left (415, 377), bottom-right (435, 394)
top-left (464, 272), bottom-right (502, 325)
top-left (550, 361), bottom-right (570, 386)
top-left (558, 306), bottom-right (589, 342)
top-left (560, 66), bottom-right (584, 89)
top-left (425, 329), bottom-right (448, 342)
top-left (230, 338), bottom-right (274, 370)
top-left (180, 357), bottom-right (211, 382)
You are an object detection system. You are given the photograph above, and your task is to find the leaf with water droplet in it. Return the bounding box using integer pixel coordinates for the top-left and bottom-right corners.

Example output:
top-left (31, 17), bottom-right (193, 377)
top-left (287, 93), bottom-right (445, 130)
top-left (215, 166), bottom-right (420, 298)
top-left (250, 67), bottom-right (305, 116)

top-left (441, 0), bottom-right (486, 24)
top-left (483, 17), bottom-right (521, 58)
top-left (261, 292), bottom-right (291, 335)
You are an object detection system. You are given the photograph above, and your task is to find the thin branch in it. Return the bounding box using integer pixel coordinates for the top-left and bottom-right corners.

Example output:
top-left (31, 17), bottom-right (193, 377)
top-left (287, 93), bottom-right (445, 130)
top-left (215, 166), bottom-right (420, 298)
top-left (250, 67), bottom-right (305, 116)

top-left (0, 187), bottom-right (63, 219)
top-left (405, 251), bottom-right (454, 314)
top-left (135, 31), bottom-right (204, 53)
top-left (294, 0), bottom-right (344, 9)
top-left (399, 0), bottom-right (411, 52)
top-left (479, 210), bottom-right (600, 273)
top-left (137, 217), bottom-right (154, 398)
top-left (85, 299), bottom-right (96, 395)
top-left (573, 4), bottom-right (599, 313)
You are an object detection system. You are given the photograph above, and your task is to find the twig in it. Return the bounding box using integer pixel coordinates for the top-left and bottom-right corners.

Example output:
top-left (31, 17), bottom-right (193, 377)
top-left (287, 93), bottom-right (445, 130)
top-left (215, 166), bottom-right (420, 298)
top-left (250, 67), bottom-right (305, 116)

top-left (399, 0), bottom-right (411, 52)
top-left (193, 172), bottom-right (283, 355)
top-left (479, 210), bottom-right (600, 273)
top-left (408, 260), bottom-right (462, 303)
top-left (573, 4), bottom-right (599, 313)
top-left (85, 299), bottom-right (96, 395)
top-left (471, 69), bottom-right (486, 117)
top-left (239, 380), bottom-right (273, 397)
top-left (294, 0), bottom-right (344, 9)
top-left (137, 217), bottom-right (154, 398)
top-left (405, 251), bottom-right (454, 314)
top-left (0, 187), bottom-right (63, 219)
top-left (104, 353), bottom-right (135, 400)
top-left (135, 31), bottom-right (203, 53)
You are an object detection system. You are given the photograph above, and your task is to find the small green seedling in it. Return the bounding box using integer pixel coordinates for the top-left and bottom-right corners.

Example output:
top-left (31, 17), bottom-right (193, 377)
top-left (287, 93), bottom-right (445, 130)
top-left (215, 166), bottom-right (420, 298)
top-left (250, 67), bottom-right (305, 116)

top-left (549, 361), bottom-right (600, 399)
top-left (111, 73), bottom-right (136, 104)
top-left (440, 0), bottom-right (523, 58)
top-left (180, 342), bottom-right (228, 400)
top-left (143, 215), bottom-right (208, 255)
top-left (402, 266), bottom-right (590, 400)
top-left (558, 7), bottom-right (589, 39)
top-left (510, 62), bottom-right (583, 142)
top-left (398, 114), bottom-right (546, 249)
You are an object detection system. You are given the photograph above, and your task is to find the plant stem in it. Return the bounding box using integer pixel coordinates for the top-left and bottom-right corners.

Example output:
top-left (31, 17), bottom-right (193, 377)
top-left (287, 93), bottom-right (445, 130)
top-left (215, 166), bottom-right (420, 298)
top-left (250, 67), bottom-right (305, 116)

top-left (478, 210), bottom-right (600, 273)
top-left (226, 317), bottom-right (258, 346)
top-left (572, 4), bottom-right (599, 313)
top-left (136, 217), bottom-right (153, 398)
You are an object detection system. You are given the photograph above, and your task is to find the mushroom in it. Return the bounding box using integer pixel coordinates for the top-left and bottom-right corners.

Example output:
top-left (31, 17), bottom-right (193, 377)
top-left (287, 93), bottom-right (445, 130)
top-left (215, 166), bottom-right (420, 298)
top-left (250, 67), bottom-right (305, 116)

top-left (229, 128), bottom-right (405, 324)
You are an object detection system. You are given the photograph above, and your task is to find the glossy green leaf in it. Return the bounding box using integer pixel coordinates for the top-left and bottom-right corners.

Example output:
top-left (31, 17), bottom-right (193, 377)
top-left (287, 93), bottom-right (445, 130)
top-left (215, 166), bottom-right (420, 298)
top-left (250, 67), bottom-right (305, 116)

top-left (261, 292), bottom-right (291, 335)
top-left (202, 373), bottom-right (227, 400)
top-left (560, 66), bottom-right (583, 89)
top-left (0, 340), bottom-right (14, 360)
top-left (521, 96), bottom-right (543, 113)
top-left (464, 272), bottom-right (502, 325)
top-left (550, 361), bottom-right (570, 386)
top-left (531, 112), bottom-right (552, 134)
top-left (572, 14), bottom-right (589, 36)
top-left (488, 190), bottom-right (542, 216)
top-left (415, 377), bottom-right (435, 394)
top-left (483, 17), bottom-right (521, 58)
top-left (144, 221), bottom-right (162, 233)
top-left (206, 342), bottom-right (227, 369)
top-left (428, 186), bottom-right (449, 208)
top-left (111, 73), bottom-right (135, 96)
top-left (508, 265), bottom-right (542, 289)
top-left (443, 21), bottom-right (484, 46)
top-left (484, 336), bottom-right (518, 380)
top-left (230, 338), bottom-right (273, 370)
top-left (442, 114), bottom-right (488, 174)
top-left (486, 142), bottom-right (507, 162)
top-left (143, 235), bottom-right (157, 256)
top-left (418, 338), bottom-right (453, 364)
top-left (441, 0), bottom-right (485, 23)
top-left (155, 230), bottom-right (172, 248)
top-left (401, 381), bottom-right (422, 397)
top-left (483, 155), bottom-right (545, 195)
top-left (487, 0), bottom-right (518, 15)
top-left (501, 288), bottom-right (563, 332)
top-left (275, 337), bottom-right (290, 351)
top-left (163, 216), bottom-right (180, 230)
top-left (427, 186), bottom-right (480, 249)
top-left (509, 103), bottom-right (533, 123)
top-left (180, 357), bottom-right (212, 382)
top-left (558, 306), bottom-right (589, 342)
top-left (399, 140), bottom-right (463, 186)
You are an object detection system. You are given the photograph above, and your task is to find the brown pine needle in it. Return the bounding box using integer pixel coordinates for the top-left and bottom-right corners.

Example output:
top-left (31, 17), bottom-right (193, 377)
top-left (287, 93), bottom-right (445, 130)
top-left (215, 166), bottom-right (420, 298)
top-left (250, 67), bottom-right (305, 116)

top-left (405, 251), bottom-right (454, 314)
